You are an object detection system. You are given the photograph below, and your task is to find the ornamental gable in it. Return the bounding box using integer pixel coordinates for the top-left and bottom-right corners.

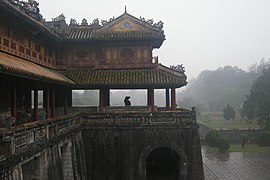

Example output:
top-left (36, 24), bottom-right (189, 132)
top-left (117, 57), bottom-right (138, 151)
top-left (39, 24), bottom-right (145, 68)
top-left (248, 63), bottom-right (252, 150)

top-left (96, 13), bottom-right (164, 34)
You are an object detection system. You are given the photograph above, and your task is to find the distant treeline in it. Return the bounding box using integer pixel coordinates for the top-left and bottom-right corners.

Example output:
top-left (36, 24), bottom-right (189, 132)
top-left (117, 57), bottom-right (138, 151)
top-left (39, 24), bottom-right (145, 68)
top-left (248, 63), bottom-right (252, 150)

top-left (178, 59), bottom-right (270, 112)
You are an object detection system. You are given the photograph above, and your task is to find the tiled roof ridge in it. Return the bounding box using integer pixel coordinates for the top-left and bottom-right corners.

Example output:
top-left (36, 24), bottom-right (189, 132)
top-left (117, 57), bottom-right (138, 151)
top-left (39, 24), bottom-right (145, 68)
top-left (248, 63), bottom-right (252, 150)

top-left (66, 12), bottom-right (164, 32)
top-left (157, 64), bottom-right (187, 78)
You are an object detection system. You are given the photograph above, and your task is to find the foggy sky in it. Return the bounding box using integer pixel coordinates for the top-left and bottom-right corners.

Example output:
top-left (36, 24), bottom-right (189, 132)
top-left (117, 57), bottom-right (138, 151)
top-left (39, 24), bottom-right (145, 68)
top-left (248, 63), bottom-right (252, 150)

top-left (38, 0), bottom-right (270, 79)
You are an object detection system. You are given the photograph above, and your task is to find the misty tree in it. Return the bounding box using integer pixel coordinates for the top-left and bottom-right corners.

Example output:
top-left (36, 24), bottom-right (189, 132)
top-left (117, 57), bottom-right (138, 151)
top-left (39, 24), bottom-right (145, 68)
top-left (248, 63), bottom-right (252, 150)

top-left (223, 104), bottom-right (235, 121)
top-left (248, 58), bottom-right (270, 74)
top-left (179, 65), bottom-right (258, 112)
top-left (242, 67), bottom-right (270, 129)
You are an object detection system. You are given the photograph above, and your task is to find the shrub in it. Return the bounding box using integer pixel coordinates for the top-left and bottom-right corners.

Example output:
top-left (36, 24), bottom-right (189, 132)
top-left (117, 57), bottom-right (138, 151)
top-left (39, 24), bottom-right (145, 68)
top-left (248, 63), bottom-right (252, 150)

top-left (205, 130), bottom-right (220, 147)
top-left (205, 130), bottom-right (230, 151)
top-left (240, 133), bottom-right (249, 147)
top-left (258, 131), bottom-right (270, 146)
top-left (217, 137), bottom-right (230, 151)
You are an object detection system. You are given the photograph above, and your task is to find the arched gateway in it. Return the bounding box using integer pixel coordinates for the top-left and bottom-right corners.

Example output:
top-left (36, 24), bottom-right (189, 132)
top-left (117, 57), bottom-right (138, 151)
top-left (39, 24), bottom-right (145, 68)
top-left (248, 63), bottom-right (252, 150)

top-left (146, 147), bottom-right (179, 180)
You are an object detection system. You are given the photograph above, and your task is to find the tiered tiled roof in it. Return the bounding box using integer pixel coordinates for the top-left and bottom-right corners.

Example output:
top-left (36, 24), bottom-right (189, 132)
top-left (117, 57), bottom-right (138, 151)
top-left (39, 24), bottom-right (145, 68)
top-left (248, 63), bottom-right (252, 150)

top-left (64, 13), bottom-right (165, 47)
top-left (0, 52), bottom-right (74, 85)
top-left (1, 1), bottom-right (165, 47)
top-left (58, 66), bottom-right (187, 89)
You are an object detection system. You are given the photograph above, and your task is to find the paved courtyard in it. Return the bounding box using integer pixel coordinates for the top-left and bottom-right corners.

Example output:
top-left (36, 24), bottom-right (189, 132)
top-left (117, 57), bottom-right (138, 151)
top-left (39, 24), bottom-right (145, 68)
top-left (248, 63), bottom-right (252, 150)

top-left (202, 146), bottom-right (270, 180)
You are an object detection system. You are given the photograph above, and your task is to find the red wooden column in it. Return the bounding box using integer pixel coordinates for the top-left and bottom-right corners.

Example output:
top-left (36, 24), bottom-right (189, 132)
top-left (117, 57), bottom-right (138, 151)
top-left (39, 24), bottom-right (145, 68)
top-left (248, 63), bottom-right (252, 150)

top-left (150, 88), bottom-right (155, 112)
top-left (67, 88), bottom-right (72, 108)
top-left (25, 88), bottom-right (32, 110)
top-left (99, 89), bottom-right (103, 112)
top-left (101, 89), bottom-right (110, 107)
top-left (171, 88), bottom-right (176, 111)
top-left (64, 88), bottom-right (68, 115)
top-left (51, 87), bottom-right (56, 117)
top-left (106, 89), bottom-right (110, 106)
top-left (147, 89), bottom-right (151, 106)
top-left (165, 88), bottom-right (170, 110)
top-left (34, 85), bottom-right (38, 121)
top-left (11, 79), bottom-right (17, 124)
top-left (44, 87), bottom-right (51, 118)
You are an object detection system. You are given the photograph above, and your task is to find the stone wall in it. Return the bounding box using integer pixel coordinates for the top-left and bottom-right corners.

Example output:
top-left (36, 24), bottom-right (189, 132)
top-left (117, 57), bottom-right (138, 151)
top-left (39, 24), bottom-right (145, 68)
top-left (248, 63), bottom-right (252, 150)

top-left (0, 131), bottom-right (86, 180)
top-left (82, 125), bottom-right (204, 180)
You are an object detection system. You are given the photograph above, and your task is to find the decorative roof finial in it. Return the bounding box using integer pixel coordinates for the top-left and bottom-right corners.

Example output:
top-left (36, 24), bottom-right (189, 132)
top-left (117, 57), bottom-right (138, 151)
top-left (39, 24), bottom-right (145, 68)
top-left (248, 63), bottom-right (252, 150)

top-left (125, 5), bottom-right (127, 13)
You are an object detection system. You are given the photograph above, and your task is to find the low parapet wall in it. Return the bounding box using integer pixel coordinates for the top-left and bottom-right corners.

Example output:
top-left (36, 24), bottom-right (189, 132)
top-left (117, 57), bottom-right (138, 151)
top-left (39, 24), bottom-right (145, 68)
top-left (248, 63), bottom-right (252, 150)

top-left (197, 121), bottom-right (263, 144)
top-left (197, 122), bottom-right (212, 140)
top-left (0, 113), bottom-right (86, 180)
top-left (218, 129), bottom-right (263, 144)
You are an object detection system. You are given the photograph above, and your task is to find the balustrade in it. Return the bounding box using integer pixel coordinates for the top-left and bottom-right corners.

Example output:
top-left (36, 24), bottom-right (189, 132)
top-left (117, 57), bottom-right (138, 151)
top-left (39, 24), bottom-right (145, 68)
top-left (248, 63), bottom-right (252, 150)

top-left (81, 110), bottom-right (196, 126)
top-left (0, 113), bottom-right (81, 160)
top-left (0, 108), bottom-right (196, 161)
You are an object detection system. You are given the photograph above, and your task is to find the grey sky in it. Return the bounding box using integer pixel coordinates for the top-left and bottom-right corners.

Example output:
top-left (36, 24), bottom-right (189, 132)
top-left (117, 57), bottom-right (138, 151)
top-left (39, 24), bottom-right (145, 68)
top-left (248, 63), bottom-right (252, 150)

top-left (38, 0), bottom-right (270, 79)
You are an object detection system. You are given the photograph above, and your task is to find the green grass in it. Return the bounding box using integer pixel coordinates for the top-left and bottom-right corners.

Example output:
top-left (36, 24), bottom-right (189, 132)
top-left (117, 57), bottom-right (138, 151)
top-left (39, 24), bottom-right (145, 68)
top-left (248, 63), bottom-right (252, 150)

top-left (198, 112), bottom-right (259, 129)
top-left (208, 144), bottom-right (270, 153)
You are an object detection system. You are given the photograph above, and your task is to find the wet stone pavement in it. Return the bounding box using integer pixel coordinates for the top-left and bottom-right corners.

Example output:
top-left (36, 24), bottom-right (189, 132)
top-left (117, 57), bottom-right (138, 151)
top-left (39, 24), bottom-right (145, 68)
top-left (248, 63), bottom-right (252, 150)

top-left (202, 146), bottom-right (270, 180)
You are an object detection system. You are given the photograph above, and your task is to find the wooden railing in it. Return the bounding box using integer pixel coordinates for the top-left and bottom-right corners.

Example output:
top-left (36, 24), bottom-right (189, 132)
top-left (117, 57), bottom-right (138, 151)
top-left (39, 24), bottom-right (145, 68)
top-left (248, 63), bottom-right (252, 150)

top-left (0, 34), bottom-right (55, 68)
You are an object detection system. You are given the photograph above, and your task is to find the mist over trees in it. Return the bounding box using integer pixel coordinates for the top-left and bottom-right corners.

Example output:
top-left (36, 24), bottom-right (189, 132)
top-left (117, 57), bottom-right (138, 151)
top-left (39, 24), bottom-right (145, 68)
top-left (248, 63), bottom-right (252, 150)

top-left (241, 67), bottom-right (270, 128)
top-left (178, 64), bottom-right (263, 112)
top-left (72, 90), bottom-right (99, 106)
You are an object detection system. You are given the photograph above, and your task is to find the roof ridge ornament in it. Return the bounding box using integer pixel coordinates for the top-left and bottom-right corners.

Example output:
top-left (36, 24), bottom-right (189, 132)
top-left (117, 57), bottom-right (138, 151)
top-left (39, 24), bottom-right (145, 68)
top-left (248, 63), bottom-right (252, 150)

top-left (81, 18), bottom-right (88, 25)
top-left (125, 5), bottom-right (127, 13)
top-left (139, 16), bottom-right (164, 29)
top-left (70, 18), bottom-right (79, 25)
top-left (170, 64), bottom-right (185, 73)
top-left (52, 13), bottom-right (66, 22)
top-left (8, 0), bottom-right (43, 21)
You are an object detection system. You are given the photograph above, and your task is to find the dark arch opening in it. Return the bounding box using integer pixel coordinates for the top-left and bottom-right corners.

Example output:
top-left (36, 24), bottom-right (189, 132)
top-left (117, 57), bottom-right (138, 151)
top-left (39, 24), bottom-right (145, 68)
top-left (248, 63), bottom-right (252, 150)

top-left (146, 147), bottom-right (179, 180)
